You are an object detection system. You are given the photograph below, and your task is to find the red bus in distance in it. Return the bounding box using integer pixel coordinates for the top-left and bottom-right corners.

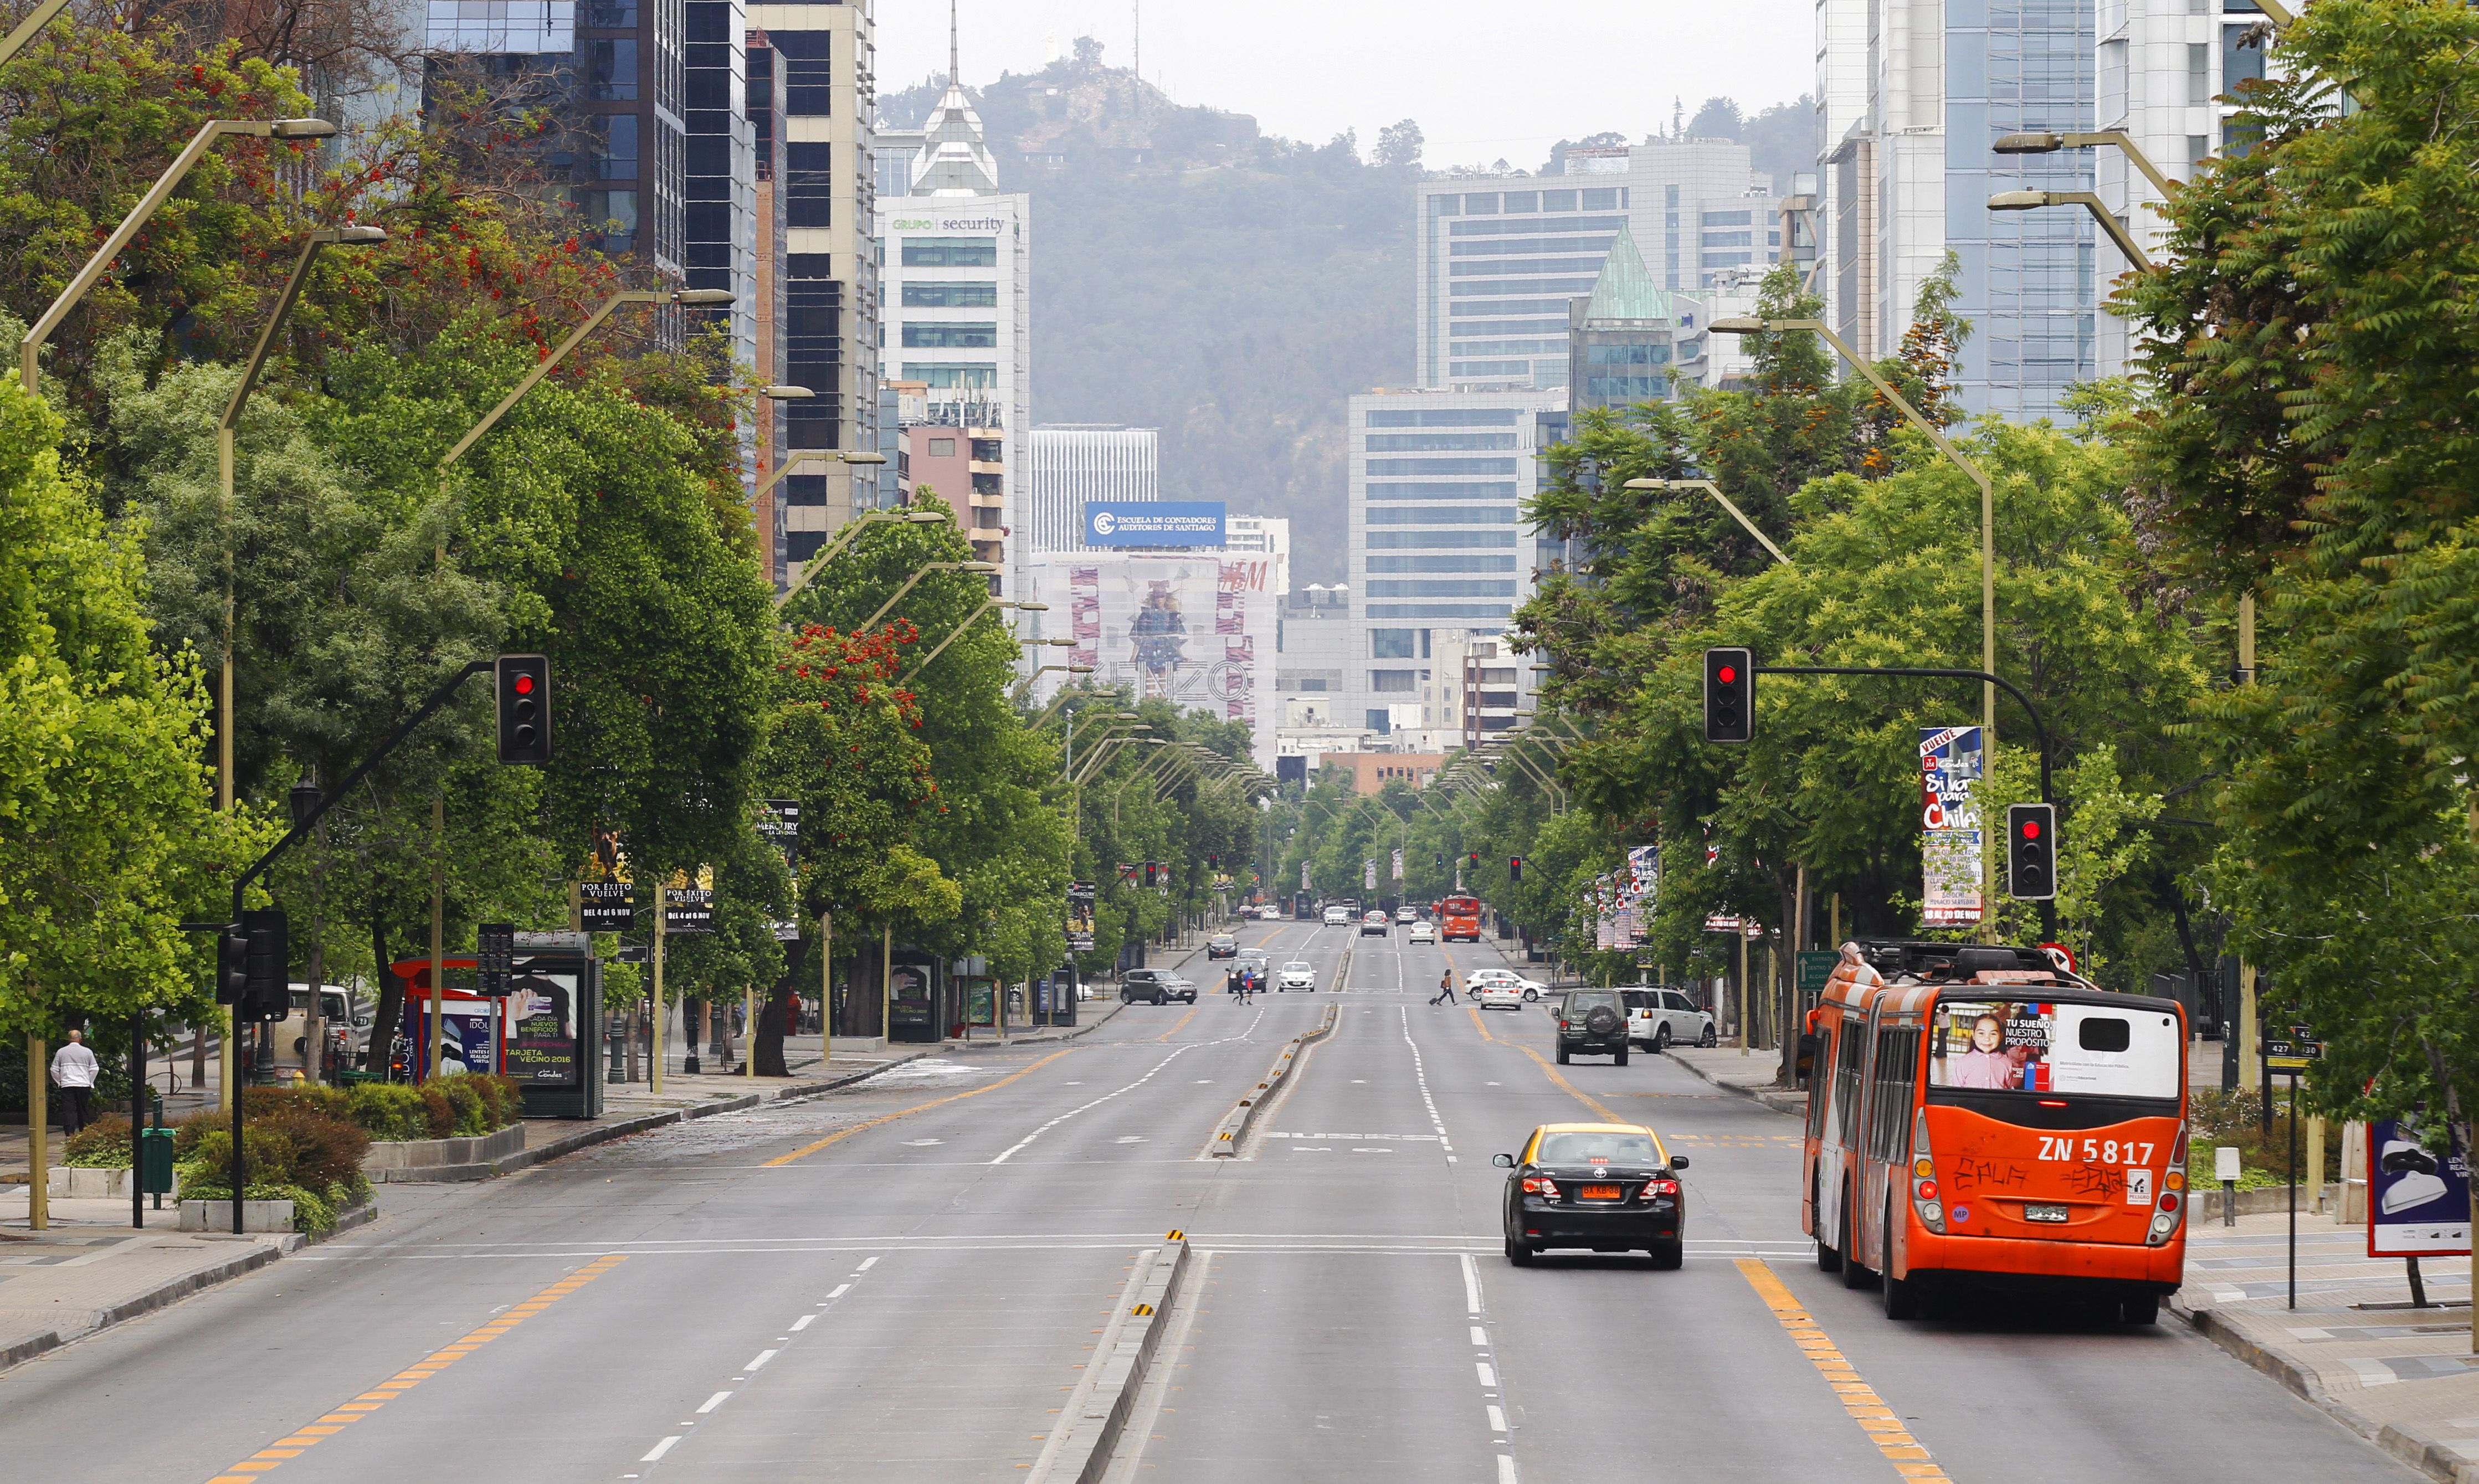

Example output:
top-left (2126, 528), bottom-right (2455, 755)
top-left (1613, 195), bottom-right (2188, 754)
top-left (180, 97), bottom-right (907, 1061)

top-left (1440, 895), bottom-right (1483, 942)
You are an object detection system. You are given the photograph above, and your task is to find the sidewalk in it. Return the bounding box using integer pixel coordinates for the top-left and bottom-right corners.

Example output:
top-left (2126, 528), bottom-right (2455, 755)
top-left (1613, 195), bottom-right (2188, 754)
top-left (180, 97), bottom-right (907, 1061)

top-left (1665, 1043), bottom-right (1808, 1117)
top-left (2176, 1211), bottom-right (2479, 1483)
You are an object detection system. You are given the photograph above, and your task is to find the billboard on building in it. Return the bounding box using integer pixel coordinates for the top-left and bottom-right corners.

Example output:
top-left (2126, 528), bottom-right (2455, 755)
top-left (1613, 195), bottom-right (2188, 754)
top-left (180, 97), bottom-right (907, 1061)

top-left (1085, 501), bottom-right (1225, 547)
top-left (1030, 552), bottom-right (1276, 771)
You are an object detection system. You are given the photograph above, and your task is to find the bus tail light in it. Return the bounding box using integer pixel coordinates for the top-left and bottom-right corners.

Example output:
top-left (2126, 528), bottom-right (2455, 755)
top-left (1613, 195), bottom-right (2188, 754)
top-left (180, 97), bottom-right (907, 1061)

top-left (1911, 1110), bottom-right (1946, 1235)
top-left (2148, 1127), bottom-right (2189, 1245)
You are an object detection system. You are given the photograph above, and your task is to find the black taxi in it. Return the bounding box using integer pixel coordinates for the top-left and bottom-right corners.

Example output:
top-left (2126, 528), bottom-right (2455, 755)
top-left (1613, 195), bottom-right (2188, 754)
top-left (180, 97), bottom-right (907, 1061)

top-left (1494, 1122), bottom-right (1688, 1269)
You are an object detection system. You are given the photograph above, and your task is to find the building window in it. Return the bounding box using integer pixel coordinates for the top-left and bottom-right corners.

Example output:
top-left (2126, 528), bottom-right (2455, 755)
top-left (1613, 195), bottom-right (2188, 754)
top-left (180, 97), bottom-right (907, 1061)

top-left (1366, 408), bottom-right (1521, 428)
top-left (587, 0), bottom-right (635, 23)
top-left (1363, 482), bottom-right (1517, 501)
top-left (1371, 629), bottom-right (1418, 659)
top-left (2222, 28), bottom-right (2263, 89)
top-left (572, 189), bottom-right (639, 249)
top-left (926, 438), bottom-right (956, 456)
top-left (969, 438), bottom-right (1002, 461)
top-left (1364, 433), bottom-right (1517, 451)
top-left (1364, 505), bottom-right (1518, 524)
top-left (1502, 191), bottom-right (1537, 213)
top-left (1541, 189), bottom-right (1577, 212)
top-left (2188, 42), bottom-right (2210, 105)
top-left (973, 507), bottom-right (1002, 528)
top-left (1364, 459), bottom-right (1518, 477)
top-left (1701, 210), bottom-right (1753, 226)
top-left (902, 322), bottom-right (998, 348)
top-left (774, 30), bottom-right (830, 114)
top-left (903, 281), bottom-right (998, 307)
top-left (1366, 581), bottom-right (1520, 598)
top-left (588, 38), bottom-right (637, 99)
top-left (1367, 529), bottom-right (1517, 549)
top-left (902, 363), bottom-right (998, 389)
top-left (591, 112), bottom-right (637, 178)
top-left (901, 236), bottom-right (999, 268)
top-left (1371, 671), bottom-right (1418, 692)
top-left (1366, 710), bottom-right (1393, 734)
top-left (1701, 230), bottom-right (1752, 247)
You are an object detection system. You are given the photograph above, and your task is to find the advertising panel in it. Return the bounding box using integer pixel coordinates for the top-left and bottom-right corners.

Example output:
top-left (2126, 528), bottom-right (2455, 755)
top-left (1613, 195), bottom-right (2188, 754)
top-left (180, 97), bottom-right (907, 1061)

top-left (1066, 881), bottom-right (1097, 952)
top-left (504, 964), bottom-right (579, 1086)
top-left (581, 826), bottom-right (633, 931)
top-left (2370, 1118), bottom-right (2472, 1257)
top-left (1926, 999), bottom-right (2182, 1098)
top-left (1034, 553), bottom-right (1275, 771)
top-left (1085, 501), bottom-right (1225, 547)
top-left (1919, 725), bottom-right (1985, 926)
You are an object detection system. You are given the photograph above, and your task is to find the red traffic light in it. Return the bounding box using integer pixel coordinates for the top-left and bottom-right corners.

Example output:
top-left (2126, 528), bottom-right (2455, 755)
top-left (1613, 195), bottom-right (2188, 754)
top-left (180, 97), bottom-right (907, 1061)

top-left (2020, 819), bottom-right (2041, 840)
top-left (1717, 665), bottom-right (1737, 685)
top-left (513, 672), bottom-right (535, 695)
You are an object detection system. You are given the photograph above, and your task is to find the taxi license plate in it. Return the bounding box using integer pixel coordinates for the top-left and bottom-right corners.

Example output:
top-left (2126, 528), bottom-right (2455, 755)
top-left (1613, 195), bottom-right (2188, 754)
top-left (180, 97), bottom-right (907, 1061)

top-left (2024, 1203), bottom-right (2070, 1223)
top-left (1581, 1184), bottom-right (1623, 1200)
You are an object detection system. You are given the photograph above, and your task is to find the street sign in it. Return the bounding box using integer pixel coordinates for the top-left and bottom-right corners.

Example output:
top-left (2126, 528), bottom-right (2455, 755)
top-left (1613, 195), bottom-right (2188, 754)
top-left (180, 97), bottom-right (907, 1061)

top-left (2265, 1023), bottom-right (2325, 1071)
top-left (1796, 951), bottom-right (1838, 998)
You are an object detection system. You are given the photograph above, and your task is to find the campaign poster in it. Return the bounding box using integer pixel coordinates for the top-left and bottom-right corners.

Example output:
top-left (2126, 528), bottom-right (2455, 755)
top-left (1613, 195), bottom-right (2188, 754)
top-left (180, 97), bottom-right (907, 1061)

top-left (758, 799), bottom-right (800, 867)
top-left (581, 827), bottom-right (634, 931)
top-left (1927, 999), bottom-right (2182, 1098)
top-left (1066, 881), bottom-right (1097, 952)
top-left (1919, 725), bottom-right (1984, 926)
top-left (1390, 847), bottom-right (1404, 881)
top-left (1625, 845), bottom-right (1659, 947)
top-left (662, 866), bottom-right (716, 934)
top-left (1364, 859), bottom-right (1378, 891)
top-left (504, 968), bottom-right (579, 1086)
top-left (2370, 1118), bottom-right (2473, 1257)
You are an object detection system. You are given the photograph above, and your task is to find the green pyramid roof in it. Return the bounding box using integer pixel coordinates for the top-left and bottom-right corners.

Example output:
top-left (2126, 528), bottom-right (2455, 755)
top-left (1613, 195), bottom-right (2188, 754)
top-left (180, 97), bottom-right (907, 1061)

top-left (1582, 224), bottom-right (1671, 323)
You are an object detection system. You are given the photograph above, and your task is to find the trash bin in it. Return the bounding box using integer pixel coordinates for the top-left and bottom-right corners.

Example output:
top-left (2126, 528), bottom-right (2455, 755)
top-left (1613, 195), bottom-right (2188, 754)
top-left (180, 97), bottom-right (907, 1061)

top-left (137, 1126), bottom-right (176, 1196)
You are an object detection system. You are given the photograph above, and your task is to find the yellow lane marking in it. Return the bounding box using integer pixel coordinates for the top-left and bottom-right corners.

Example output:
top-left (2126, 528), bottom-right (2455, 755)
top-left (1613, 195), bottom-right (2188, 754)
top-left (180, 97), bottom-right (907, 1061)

top-left (762, 1048), bottom-right (1077, 1166)
top-left (1508, 1043), bottom-right (1625, 1124)
top-left (1734, 1260), bottom-right (1949, 1481)
top-left (1155, 1004), bottom-right (1201, 1043)
top-left (201, 1255), bottom-right (628, 1483)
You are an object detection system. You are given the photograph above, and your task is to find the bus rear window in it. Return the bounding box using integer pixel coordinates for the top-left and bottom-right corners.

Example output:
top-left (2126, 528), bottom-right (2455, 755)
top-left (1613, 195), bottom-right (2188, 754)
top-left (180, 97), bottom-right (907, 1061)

top-left (1928, 1000), bottom-right (2179, 1100)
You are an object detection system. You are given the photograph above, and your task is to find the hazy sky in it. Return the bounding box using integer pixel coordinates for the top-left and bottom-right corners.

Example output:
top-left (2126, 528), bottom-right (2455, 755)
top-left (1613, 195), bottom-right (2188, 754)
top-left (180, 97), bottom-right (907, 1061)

top-left (879, 1), bottom-right (1814, 170)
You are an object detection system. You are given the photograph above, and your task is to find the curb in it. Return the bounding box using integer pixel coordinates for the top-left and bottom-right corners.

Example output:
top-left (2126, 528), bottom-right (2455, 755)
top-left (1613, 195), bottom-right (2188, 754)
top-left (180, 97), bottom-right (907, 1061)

top-left (0, 1194), bottom-right (379, 1376)
top-left (1661, 1047), bottom-right (1808, 1118)
top-left (2169, 1298), bottom-right (2473, 1484)
top-left (949, 998), bottom-right (1130, 1053)
top-left (1055, 1237), bottom-right (1191, 1484)
top-left (1209, 1005), bottom-right (1339, 1158)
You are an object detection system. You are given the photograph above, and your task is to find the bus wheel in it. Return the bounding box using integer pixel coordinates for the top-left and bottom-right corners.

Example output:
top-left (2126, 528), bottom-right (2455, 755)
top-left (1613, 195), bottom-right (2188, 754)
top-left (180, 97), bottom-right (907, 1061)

top-left (1840, 1192), bottom-right (1872, 1288)
top-left (1881, 1200), bottom-right (1919, 1318)
top-left (2120, 1292), bottom-right (2160, 1326)
top-left (1813, 1185), bottom-right (1843, 1272)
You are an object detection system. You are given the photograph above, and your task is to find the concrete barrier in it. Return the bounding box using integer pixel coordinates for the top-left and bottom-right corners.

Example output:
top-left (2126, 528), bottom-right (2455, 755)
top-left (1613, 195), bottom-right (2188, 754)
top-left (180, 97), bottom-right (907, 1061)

top-left (178, 1198), bottom-right (295, 1233)
top-left (1209, 1005), bottom-right (1339, 1158)
top-left (1040, 1238), bottom-right (1191, 1484)
top-left (360, 1122), bottom-right (527, 1183)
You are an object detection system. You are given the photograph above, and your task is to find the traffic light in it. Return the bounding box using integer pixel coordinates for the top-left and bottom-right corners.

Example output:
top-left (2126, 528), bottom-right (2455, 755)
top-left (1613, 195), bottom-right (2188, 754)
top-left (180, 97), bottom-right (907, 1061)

top-left (1703, 646), bottom-right (1754, 743)
top-left (2007, 803), bottom-right (2057, 900)
top-left (215, 922), bottom-right (249, 1005)
top-left (495, 654), bottom-right (552, 764)
top-left (477, 922), bottom-right (516, 995)
top-left (1469, 850), bottom-right (1480, 869)
top-left (1510, 855), bottom-right (1523, 882)
top-left (238, 908), bottom-right (289, 1023)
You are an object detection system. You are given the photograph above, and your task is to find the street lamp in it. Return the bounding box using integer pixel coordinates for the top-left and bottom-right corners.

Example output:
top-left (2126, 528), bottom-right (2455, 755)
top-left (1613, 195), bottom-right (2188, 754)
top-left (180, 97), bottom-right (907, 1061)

top-left (896, 599), bottom-right (1048, 683)
top-left (438, 286), bottom-right (735, 470)
top-left (1993, 131), bottom-right (2175, 196)
top-left (1988, 190), bottom-right (2153, 272)
top-left (856, 561), bottom-right (1004, 631)
top-left (1707, 315), bottom-right (2000, 747)
top-left (772, 501), bottom-right (945, 611)
top-left (0, 0), bottom-right (72, 65)
top-left (1622, 477), bottom-right (1791, 566)
top-left (21, 116), bottom-right (340, 391)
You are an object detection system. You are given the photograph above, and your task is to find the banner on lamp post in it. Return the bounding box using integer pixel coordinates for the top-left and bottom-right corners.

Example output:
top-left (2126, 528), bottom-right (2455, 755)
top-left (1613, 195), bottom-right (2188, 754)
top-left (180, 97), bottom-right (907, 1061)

top-left (1919, 725), bottom-right (1985, 926)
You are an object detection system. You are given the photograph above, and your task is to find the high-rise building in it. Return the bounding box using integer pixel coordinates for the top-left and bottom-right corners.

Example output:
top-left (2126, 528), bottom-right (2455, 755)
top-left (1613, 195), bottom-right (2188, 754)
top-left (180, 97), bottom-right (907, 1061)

top-left (750, 0), bottom-right (879, 567)
top-left (1224, 514), bottom-right (1291, 602)
top-left (1023, 427), bottom-right (1160, 553)
top-left (1414, 142), bottom-right (1779, 393)
top-left (874, 22), bottom-right (1030, 599)
top-left (1344, 386), bottom-right (1563, 738)
top-left (2092, 0), bottom-right (2273, 378)
top-left (1817, 0), bottom-right (2099, 418)
top-left (1564, 227), bottom-right (1710, 412)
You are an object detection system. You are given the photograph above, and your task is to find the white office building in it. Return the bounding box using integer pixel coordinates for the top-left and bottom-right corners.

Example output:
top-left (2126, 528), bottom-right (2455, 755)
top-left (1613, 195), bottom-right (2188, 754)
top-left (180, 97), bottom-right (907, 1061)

top-left (1224, 514), bottom-right (1291, 602)
top-left (874, 50), bottom-right (1031, 597)
top-left (1815, 0), bottom-right (2100, 418)
top-left (1344, 386), bottom-right (1563, 739)
top-left (2092, 0), bottom-right (2275, 378)
top-left (1414, 141), bottom-right (1779, 393)
top-left (1022, 426), bottom-right (1159, 553)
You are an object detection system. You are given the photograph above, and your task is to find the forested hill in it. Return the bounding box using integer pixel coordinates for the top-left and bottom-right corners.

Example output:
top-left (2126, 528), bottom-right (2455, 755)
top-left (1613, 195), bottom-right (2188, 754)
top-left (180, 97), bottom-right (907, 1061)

top-left (881, 43), bottom-right (1413, 584)
top-left (881, 44), bottom-right (1808, 586)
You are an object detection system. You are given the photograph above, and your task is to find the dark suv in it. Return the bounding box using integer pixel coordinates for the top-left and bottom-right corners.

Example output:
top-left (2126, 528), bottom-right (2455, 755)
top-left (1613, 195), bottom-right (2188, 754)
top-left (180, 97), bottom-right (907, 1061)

top-left (1557, 990), bottom-right (1630, 1066)
top-left (1120, 970), bottom-right (1194, 1005)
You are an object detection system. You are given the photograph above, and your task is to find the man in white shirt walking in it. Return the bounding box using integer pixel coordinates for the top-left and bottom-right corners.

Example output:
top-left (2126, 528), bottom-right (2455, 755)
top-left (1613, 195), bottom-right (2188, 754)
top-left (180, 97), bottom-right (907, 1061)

top-left (50, 1028), bottom-right (99, 1136)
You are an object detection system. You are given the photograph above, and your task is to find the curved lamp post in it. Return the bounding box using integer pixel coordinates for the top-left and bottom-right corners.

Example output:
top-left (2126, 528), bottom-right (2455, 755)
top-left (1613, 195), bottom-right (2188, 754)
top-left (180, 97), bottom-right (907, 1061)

top-left (1623, 477), bottom-right (1792, 566)
top-left (22, 116), bottom-right (340, 390)
top-left (856, 561), bottom-right (1002, 631)
top-left (1988, 189), bottom-right (2154, 272)
top-left (896, 599), bottom-right (1048, 684)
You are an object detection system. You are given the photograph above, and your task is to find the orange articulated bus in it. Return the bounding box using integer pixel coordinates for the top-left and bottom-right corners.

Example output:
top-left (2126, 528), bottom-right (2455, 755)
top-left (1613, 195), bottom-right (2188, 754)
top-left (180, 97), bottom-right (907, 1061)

top-left (1800, 939), bottom-right (2189, 1323)
top-left (1439, 895), bottom-right (1484, 942)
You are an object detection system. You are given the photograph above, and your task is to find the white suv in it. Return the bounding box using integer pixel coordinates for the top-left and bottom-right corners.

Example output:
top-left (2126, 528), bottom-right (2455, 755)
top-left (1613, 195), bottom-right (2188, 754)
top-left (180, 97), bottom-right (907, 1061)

top-left (1467, 968), bottom-right (1542, 1002)
top-left (1625, 988), bottom-right (1717, 1050)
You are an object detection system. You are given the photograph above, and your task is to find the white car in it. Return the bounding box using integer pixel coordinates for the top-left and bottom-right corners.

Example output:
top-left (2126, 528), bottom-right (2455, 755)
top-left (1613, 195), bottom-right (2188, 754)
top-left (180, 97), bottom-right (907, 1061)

top-left (1262, 905), bottom-right (1285, 921)
top-left (1323, 905), bottom-right (1353, 926)
top-left (1467, 968), bottom-right (1542, 1002)
top-left (1397, 906), bottom-right (1419, 923)
top-left (1625, 987), bottom-right (1717, 1050)
top-left (1277, 961), bottom-right (1318, 992)
top-left (1473, 982), bottom-right (1527, 1011)
top-left (1407, 921), bottom-right (1437, 945)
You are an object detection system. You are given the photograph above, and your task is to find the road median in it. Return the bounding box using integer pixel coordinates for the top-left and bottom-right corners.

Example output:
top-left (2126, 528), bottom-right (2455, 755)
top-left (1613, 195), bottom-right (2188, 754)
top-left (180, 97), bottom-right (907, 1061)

top-left (1207, 1003), bottom-right (1339, 1158)
top-left (1030, 1236), bottom-right (1192, 1484)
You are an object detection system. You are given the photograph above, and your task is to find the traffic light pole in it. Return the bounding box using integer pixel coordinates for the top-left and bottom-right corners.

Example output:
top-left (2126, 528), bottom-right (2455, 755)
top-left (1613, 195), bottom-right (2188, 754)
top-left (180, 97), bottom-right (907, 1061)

top-left (1755, 664), bottom-right (2055, 940)
top-left (192, 657), bottom-right (497, 1236)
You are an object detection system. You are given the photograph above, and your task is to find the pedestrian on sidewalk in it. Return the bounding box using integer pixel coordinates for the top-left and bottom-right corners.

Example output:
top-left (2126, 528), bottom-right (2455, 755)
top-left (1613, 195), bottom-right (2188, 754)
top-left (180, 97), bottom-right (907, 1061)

top-left (51, 1028), bottom-right (99, 1135)
top-left (1430, 970), bottom-right (1456, 1007)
